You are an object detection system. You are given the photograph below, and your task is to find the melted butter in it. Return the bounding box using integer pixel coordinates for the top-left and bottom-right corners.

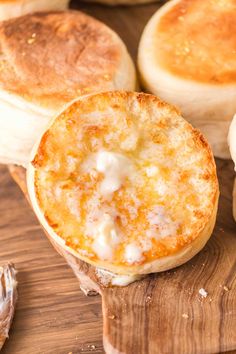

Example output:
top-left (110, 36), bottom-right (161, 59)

top-left (82, 151), bottom-right (135, 262)
top-left (95, 268), bottom-right (144, 287)
top-left (96, 151), bottom-right (131, 197)
top-left (124, 243), bottom-right (144, 264)
top-left (92, 213), bottom-right (120, 261)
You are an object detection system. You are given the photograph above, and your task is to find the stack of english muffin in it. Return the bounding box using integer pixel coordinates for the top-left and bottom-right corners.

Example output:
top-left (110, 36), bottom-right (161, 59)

top-left (0, 0), bottom-right (234, 296)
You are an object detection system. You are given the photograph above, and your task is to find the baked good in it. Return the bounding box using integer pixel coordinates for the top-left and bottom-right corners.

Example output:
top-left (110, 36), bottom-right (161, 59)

top-left (82, 0), bottom-right (156, 5)
top-left (27, 91), bottom-right (219, 276)
top-left (0, 0), bottom-right (69, 21)
top-left (228, 114), bottom-right (236, 221)
top-left (0, 11), bottom-right (136, 167)
top-left (138, 0), bottom-right (236, 159)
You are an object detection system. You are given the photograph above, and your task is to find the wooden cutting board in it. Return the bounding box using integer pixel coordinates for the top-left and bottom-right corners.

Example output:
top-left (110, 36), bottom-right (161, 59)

top-left (1, 1), bottom-right (236, 354)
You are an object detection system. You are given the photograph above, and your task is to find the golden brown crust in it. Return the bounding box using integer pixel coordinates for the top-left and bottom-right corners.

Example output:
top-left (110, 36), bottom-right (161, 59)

top-left (155, 0), bottom-right (236, 84)
top-left (29, 91), bottom-right (219, 274)
top-left (0, 11), bottom-right (131, 109)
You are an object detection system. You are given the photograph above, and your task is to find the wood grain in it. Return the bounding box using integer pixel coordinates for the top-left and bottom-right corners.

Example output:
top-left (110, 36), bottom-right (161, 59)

top-left (0, 1), bottom-right (236, 353)
top-left (233, 178), bottom-right (236, 222)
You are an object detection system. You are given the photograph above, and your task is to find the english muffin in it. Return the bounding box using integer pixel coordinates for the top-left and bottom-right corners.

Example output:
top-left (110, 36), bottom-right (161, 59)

top-left (0, 11), bottom-right (136, 166)
top-left (138, 0), bottom-right (236, 159)
top-left (27, 91), bottom-right (219, 276)
top-left (0, 0), bottom-right (69, 21)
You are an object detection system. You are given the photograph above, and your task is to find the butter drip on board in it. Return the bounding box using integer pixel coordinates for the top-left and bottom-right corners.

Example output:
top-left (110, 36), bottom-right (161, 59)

top-left (95, 268), bottom-right (143, 287)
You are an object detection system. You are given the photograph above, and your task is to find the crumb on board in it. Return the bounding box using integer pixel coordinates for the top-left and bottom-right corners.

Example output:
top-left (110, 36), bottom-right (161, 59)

top-left (219, 285), bottom-right (230, 291)
top-left (80, 344), bottom-right (97, 352)
top-left (88, 344), bottom-right (96, 351)
top-left (108, 314), bottom-right (116, 320)
top-left (182, 313), bottom-right (189, 319)
top-left (27, 38), bottom-right (35, 44)
top-left (199, 288), bottom-right (208, 298)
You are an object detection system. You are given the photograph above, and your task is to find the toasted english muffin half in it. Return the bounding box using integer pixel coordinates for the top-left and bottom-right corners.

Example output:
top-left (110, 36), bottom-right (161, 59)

top-left (228, 114), bottom-right (236, 221)
top-left (0, 11), bottom-right (136, 167)
top-left (0, 0), bottom-right (69, 21)
top-left (138, 0), bottom-right (236, 159)
top-left (82, 0), bottom-right (156, 5)
top-left (27, 91), bottom-right (219, 276)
